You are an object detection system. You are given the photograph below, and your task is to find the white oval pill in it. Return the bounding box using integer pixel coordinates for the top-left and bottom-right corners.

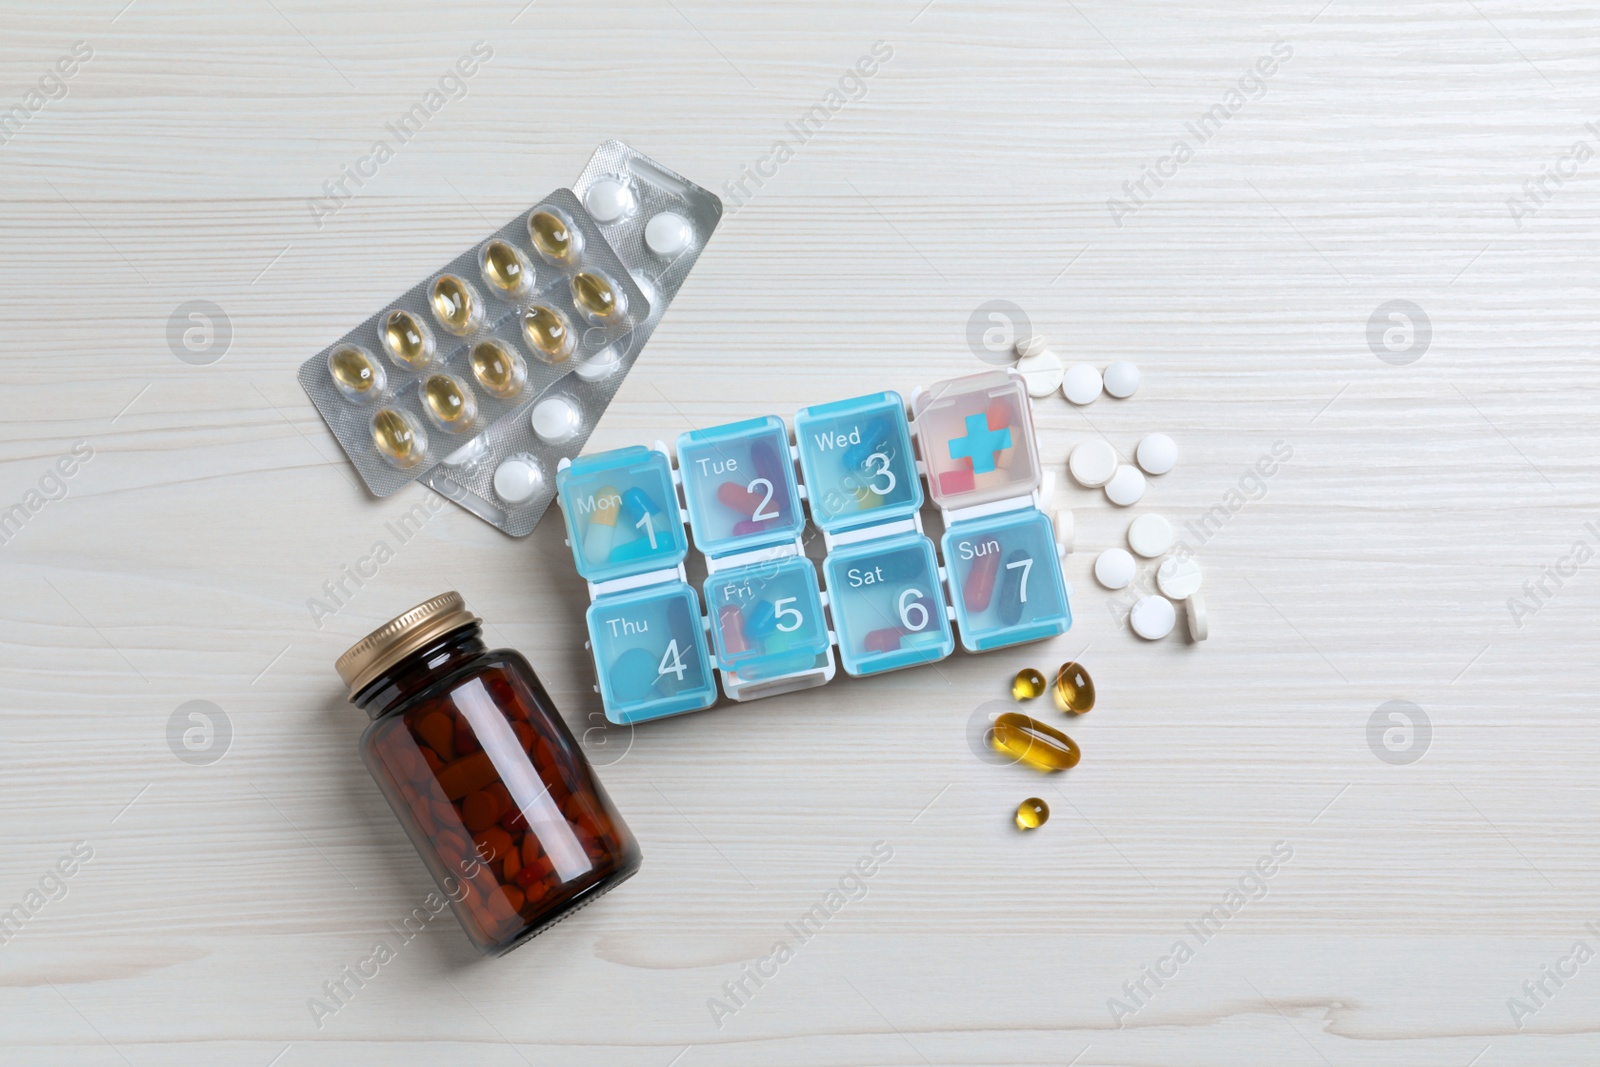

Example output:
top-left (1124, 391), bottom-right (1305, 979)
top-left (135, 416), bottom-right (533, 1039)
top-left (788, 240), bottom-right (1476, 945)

top-left (1103, 360), bottom-right (1140, 398)
top-left (1014, 348), bottom-right (1064, 398)
top-left (1054, 508), bottom-right (1074, 554)
top-left (1127, 514), bottom-right (1174, 558)
top-left (1104, 465), bottom-right (1145, 506)
top-left (644, 211), bottom-right (693, 257)
top-left (1185, 593), bottom-right (1209, 641)
top-left (584, 178), bottom-right (634, 224)
top-left (1136, 432), bottom-right (1177, 475)
top-left (1130, 595), bottom-right (1176, 639)
top-left (1094, 547), bottom-right (1135, 590)
top-left (1068, 439), bottom-right (1118, 488)
top-left (493, 454), bottom-right (542, 503)
top-left (530, 396), bottom-right (582, 443)
top-left (1061, 364), bottom-right (1102, 405)
top-left (1156, 556), bottom-right (1202, 599)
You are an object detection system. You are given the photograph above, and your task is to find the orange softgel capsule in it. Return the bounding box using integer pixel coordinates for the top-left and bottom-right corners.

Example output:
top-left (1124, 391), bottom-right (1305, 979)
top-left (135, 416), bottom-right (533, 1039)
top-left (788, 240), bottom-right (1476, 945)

top-left (1053, 661), bottom-right (1095, 714)
top-left (989, 712), bottom-right (1080, 772)
top-left (1011, 668), bottom-right (1046, 701)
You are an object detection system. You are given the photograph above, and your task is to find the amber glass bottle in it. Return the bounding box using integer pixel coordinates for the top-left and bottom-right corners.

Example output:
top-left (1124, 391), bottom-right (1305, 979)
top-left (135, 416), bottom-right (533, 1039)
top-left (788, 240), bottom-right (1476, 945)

top-left (337, 592), bottom-right (641, 955)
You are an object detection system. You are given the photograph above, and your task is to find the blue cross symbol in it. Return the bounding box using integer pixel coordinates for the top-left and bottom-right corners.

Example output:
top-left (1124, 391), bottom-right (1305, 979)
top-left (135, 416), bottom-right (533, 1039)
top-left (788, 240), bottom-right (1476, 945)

top-left (947, 413), bottom-right (1012, 474)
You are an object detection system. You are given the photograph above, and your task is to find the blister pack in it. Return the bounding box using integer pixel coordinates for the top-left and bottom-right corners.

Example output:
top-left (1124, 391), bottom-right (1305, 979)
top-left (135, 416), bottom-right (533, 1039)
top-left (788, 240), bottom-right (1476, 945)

top-left (423, 142), bottom-right (723, 535)
top-left (298, 189), bottom-right (648, 500)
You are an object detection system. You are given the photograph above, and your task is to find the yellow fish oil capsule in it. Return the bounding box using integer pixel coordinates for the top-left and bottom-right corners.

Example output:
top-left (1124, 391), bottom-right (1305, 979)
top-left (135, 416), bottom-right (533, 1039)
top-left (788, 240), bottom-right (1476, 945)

top-left (522, 305), bottom-right (574, 363)
top-left (1015, 798), bottom-right (1049, 830)
top-left (381, 309), bottom-right (434, 369)
top-left (371, 408), bottom-right (427, 469)
top-left (1011, 667), bottom-right (1046, 701)
top-left (327, 345), bottom-right (385, 402)
top-left (570, 271), bottom-right (625, 323)
top-left (419, 373), bottom-right (478, 433)
top-left (989, 712), bottom-right (1081, 772)
top-left (429, 274), bottom-right (482, 336)
top-left (479, 239), bottom-right (533, 297)
top-left (528, 208), bottom-right (582, 265)
top-left (468, 339), bottom-right (527, 400)
top-left (1054, 661), bottom-right (1095, 714)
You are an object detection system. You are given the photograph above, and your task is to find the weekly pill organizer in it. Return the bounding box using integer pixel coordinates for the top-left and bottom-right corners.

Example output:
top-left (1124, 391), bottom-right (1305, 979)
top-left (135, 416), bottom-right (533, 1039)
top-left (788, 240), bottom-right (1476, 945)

top-left (554, 369), bottom-right (1073, 724)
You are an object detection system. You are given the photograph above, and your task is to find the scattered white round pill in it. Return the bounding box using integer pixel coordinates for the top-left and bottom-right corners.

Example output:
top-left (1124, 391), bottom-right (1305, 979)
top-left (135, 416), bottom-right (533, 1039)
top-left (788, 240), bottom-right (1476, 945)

top-left (1068, 439), bottom-right (1118, 488)
top-left (530, 396), bottom-right (582, 444)
top-left (1061, 364), bottom-right (1103, 405)
top-left (1014, 334), bottom-right (1050, 360)
top-left (1053, 508), bottom-right (1074, 554)
top-left (1130, 595), bottom-right (1176, 640)
top-left (1136, 433), bottom-right (1177, 476)
top-left (1127, 514), bottom-right (1174, 558)
top-left (1156, 556), bottom-right (1202, 600)
top-left (584, 178), bottom-right (634, 224)
top-left (1094, 547), bottom-right (1135, 590)
top-left (1014, 348), bottom-right (1064, 398)
top-left (644, 211), bottom-right (693, 257)
top-left (1104, 465), bottom-right (1146, 506)
top-left (1185, 593), bottom-right (1209, 641)
top-left (1103, 361), bottom-right (1140, 399)
top-left (442, 436), bottom-right (488, 466)
top-left (493, 454), bottom-right (542, 503)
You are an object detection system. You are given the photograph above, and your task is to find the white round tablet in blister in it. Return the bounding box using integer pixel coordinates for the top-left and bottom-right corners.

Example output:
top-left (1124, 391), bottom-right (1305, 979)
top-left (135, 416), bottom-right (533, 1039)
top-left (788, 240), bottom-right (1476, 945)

top-left (493, 454), bottom-right (542, 503)
top-left (1015, 349), bottom-right (1064, 398)
top-left (1062, 364), bottom-right (1102, 405)
top-left (584, 178), bottom-right (635, 224)
top-left (531, 396), bottom-right (582, 444)
top-left (1127, 514), bottom-right (1174, 557)
top-left (1156, 556), bottom-right (1202, 600)
top-left (1136, 433), bottom-right (1177, 475)
top-left (1104, 465), bottom-right (1145, 506)
top-left (1094, 547), bottom-right (1135, 590)
top-left (1068, 439), bottom-right (1118, 488)
top-left (645, 212), bottom-right (693, 257)
top-left (1131, 595), bottom-right (1176, 639)
top-left (1103, 361), bottom-right (1140, 398)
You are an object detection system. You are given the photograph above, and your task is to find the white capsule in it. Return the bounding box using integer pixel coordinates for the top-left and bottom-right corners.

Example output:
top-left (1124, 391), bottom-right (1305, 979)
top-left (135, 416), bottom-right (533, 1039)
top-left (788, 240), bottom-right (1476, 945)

top-left (645, 211), bottom-right (694, 257)
top-left (1185, 592), bottom-right (1209, 641)
top-left (1136, 433), bottom-right (1177, 475)
top-left (1014, 348), bottom-right (1064, 398)
top-left (1103, 361), bottom-right (1141, 399)
top-left (1104, 465), bottom-right (1146, 506)
top-left (530, 396), bottom-right (582, 444)
top-left (1127, 514), bottom-right (1174, 558)
top-left (1156, 556), bottom-right (1203, 600)
top-left (1094, 547), bottom-right (1135, 590)
top-left (1068, 439), bottom-right (1118, 488)
top-left (1061, 364), bottom-right (1102, 405)
top-left (493, 454), bottom-right (542, 503)
top-left (1131, 595), bottom-right (1176, 640)
top-left (584, 178), bottom-right (635, 223)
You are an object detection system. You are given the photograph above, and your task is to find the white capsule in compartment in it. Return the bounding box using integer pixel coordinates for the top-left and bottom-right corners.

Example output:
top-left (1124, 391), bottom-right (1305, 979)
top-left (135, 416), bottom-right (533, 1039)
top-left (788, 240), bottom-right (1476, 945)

top-left (493, 453), bottom-right (543, 504)
top-left (584, 177), bottom-right (636, 224)
top-left (644, 211), bottom-right (694, 257)
top-left (530, 396), bottom-right (582, 444)
top-left (418, 372), bottom-right (478, 434)
top-left (380, 309), bottom-right (435, 369)
top-left (528, 206), bottom-right (583, 266)
top-left (327, 344), bottom-right (386, 403)
top-left (370, 407), bottom-right (428, 469)
top-left (478, 239), bottom-right (534, 298)
top-left (429, 274), bottom-right (483, 336)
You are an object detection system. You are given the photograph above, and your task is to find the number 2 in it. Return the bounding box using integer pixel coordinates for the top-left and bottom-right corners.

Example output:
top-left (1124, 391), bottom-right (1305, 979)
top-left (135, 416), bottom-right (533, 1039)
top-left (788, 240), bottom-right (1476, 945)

top-left (746, 477), bottom-right (778, 521)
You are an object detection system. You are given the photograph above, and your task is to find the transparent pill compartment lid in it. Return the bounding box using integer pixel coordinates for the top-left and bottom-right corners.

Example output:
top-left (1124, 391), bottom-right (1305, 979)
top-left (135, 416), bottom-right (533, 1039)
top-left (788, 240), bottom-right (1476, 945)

top-left (913, 369), bottom-right (1042, 512)
top-left (557, 445), bottom-right (687, 584)
top-left (704, 556), bottom-right (831, 682)
top-left (942, 508), bottom-right (1071, 652)
top-left (586, 581), bottom-right (717, 724)
top-left (677, 416), bottom-right (804, 558)
top-left (794, 391), bottom-right (923, 534)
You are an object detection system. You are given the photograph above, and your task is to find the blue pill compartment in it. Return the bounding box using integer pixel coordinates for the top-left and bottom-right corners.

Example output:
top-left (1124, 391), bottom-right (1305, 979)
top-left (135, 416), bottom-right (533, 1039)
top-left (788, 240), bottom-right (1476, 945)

top-left (794, 392), bottom-right (922, 534)
top-left (586, 582), bottom-right (717, 724)
top-left (677, 416), bottom-right (804, 557)
top-left (823, 532), bottom-right (953, 676)
top-left (704, 556), bottom-right (830, 683)
top-left (943, 509), bottom-right (1070, 652)
top-left (556, 445), bottom-right (687, 584)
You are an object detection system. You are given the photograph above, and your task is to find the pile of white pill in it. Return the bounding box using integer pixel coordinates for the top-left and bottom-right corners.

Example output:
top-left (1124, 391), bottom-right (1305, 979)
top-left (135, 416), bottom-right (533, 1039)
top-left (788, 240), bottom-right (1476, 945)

top-left (1016, 335), bottom-right (1208, 644)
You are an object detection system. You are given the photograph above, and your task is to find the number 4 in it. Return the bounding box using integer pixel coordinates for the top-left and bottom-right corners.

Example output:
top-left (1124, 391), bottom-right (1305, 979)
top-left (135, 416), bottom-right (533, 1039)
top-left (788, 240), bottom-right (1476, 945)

top-left (658, 639), bottom-right (686, 680)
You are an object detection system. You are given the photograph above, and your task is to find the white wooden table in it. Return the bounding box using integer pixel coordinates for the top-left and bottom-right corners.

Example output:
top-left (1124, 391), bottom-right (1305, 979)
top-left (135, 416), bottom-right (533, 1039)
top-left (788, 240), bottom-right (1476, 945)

top-left (3, 1), bottom-right (1597, 1063)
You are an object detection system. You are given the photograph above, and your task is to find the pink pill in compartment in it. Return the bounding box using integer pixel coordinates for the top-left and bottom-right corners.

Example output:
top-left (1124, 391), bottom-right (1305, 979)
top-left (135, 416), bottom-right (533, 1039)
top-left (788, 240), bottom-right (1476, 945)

top-left (863, 627), bottom-right (907, 653)
top-left (718, 604), bottom-right (750, 656)
top-left (732, 518), bottom-right (773, 536)
top-left (716, 480), bottom-right (765, 515)
top-left (938, 467), bottom-right (976, 496)
top-left (962, 547), bottom-right (1001, 612)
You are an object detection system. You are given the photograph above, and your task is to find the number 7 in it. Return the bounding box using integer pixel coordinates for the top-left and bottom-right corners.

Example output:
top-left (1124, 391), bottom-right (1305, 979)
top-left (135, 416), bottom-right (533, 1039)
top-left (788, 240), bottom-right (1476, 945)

top-left (1005, 557), bottom-right (1032, 603)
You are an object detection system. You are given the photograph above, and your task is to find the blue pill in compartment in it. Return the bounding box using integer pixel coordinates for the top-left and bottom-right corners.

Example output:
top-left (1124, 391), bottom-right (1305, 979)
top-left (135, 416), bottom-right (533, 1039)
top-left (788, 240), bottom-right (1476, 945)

top-left (942, 509), bottom-right (1070, 652)
top-left (676, 416), bottom-right (805, 557)
top-left (556, 445), bottom-right (687, 583)
top-left (822, 532), bottom-right (953, 676)
top-left (587, 582), bottom-right (717, 724)
top-left (704, 556), bottom-right (830, 682)
top-left (794, 392), bottom-right (922, 534)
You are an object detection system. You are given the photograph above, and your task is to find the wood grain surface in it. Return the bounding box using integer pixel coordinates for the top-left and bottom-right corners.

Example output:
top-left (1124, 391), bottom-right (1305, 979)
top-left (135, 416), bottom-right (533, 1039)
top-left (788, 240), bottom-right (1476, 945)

top-left (2, 0), bottom-right (1597, 1063)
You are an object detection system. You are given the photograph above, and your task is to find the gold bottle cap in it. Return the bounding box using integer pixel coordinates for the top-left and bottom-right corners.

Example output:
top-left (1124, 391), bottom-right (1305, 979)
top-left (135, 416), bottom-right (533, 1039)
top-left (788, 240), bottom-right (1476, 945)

top-left (335, 592), bottom-right (480, 699)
